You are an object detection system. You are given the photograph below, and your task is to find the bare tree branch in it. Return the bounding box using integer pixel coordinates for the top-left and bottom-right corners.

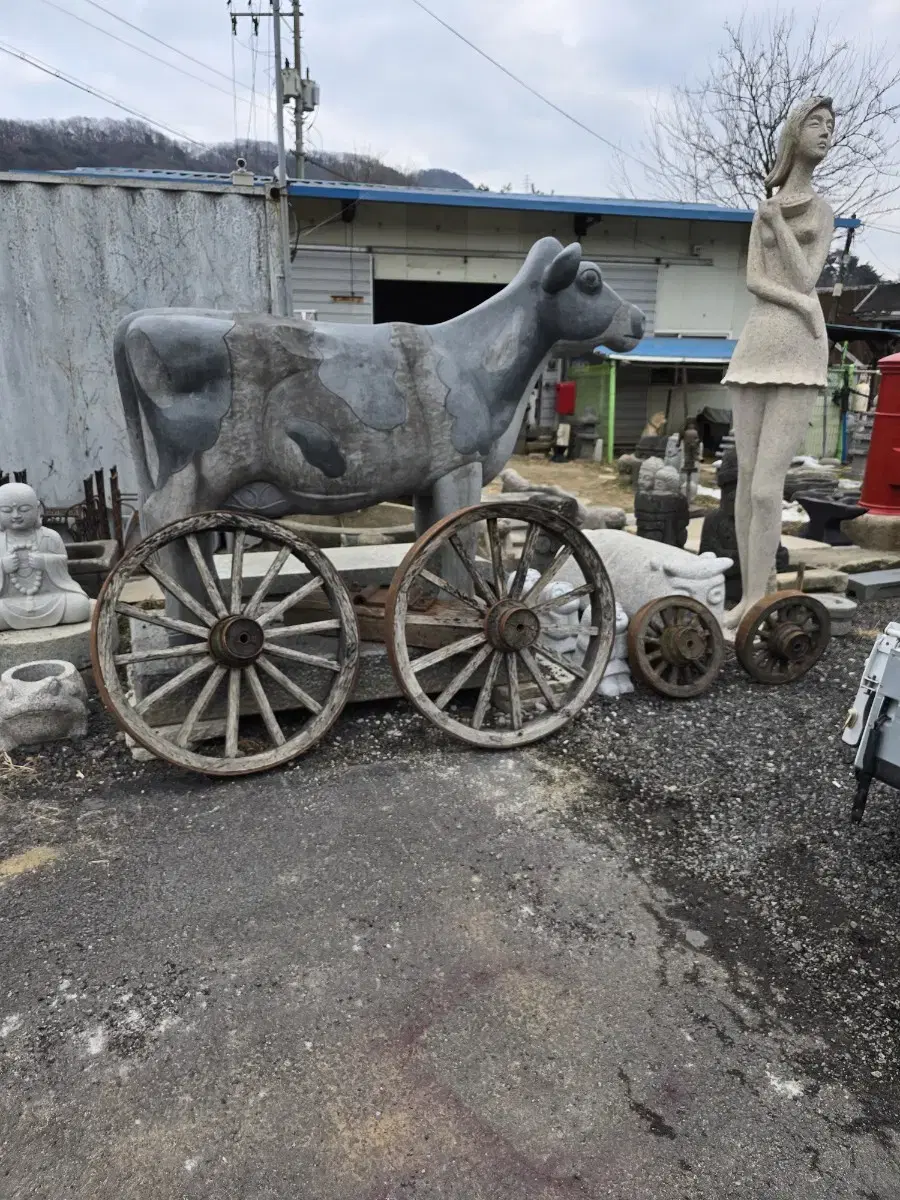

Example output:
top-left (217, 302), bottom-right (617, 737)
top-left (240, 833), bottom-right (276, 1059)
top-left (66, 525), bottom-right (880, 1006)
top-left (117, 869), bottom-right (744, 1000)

top-left (620, 7), bottom-right (900, 218)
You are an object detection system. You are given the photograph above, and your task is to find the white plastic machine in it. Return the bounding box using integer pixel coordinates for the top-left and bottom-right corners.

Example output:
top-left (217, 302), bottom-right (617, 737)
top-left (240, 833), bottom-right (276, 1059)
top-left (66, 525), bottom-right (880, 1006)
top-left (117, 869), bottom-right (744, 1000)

top-left (843, 621), bottom-right (900, 822)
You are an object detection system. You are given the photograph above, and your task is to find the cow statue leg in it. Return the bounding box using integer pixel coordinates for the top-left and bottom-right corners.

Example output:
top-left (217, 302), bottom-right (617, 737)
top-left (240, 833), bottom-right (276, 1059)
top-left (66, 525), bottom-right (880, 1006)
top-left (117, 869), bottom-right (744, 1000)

top-left (414, 462), bottom-right (483, 596)
top-left (140, 466), bottom-right (223, 640)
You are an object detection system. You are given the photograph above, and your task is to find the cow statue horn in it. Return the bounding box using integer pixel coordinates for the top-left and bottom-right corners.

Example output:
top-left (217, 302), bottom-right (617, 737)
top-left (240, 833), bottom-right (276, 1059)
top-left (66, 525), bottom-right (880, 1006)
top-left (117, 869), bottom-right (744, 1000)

top-left (541, 243), bottom-right (582, 294)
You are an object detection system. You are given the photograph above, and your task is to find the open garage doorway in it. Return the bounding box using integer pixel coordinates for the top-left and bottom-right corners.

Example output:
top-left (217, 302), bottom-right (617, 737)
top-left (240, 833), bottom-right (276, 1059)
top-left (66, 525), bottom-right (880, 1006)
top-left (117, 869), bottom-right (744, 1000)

top-left (373, 280), bottom-right (504, 325)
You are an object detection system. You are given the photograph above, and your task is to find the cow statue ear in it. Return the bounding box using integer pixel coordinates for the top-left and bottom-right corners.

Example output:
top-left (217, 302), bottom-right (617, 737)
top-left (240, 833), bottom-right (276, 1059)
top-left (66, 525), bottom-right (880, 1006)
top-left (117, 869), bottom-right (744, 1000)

top-left (541, 243), bottom-right (582, 294)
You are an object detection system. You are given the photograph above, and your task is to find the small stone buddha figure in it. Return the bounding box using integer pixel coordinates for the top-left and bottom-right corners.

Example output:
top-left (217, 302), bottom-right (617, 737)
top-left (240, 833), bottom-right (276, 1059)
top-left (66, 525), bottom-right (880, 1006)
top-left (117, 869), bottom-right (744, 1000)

top-left (0, 483), bottom-right (91, 630)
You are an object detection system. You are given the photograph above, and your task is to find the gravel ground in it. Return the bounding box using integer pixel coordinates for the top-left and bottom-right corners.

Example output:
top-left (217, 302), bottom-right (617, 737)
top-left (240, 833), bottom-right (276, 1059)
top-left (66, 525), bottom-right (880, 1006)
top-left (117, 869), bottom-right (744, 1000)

top-left (2, 597), bottom-right (899, 1140)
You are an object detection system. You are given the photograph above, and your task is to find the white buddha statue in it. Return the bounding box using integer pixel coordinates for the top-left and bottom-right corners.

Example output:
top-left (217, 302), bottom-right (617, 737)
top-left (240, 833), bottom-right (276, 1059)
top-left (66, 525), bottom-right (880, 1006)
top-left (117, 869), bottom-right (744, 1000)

top-left (0, 483), bottom-right (92, 630)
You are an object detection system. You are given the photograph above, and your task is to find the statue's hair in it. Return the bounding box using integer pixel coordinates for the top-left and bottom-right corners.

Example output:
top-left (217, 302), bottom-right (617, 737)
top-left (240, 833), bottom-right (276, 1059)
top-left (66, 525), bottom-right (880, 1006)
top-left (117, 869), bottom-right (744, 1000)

top-left (764, 96), bottom-right (834, 197)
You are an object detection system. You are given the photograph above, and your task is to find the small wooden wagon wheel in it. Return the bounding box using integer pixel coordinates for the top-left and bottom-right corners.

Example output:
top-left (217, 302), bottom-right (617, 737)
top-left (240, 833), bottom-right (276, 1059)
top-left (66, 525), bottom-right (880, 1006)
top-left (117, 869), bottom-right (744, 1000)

top-left (385, 501), bottom-right (616, 748)
top-left (735, 589), bottom-right (831, 684)
top-left (91, 511), bottom-right (359, 775)
top-left (627, 595), bottom-right (725, 699)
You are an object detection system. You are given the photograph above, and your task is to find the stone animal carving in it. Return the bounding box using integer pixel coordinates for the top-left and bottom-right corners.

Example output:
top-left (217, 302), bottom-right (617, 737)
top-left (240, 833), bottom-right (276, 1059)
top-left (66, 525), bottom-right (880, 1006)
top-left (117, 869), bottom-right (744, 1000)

top-left (115, 238), bottom-right (644, 542)
top-left (0, 660), bottom-right (88, 751)
top-left (0, 483), bottom-right (91, 630)
top-left (560, 530), bottom-right (732, 621)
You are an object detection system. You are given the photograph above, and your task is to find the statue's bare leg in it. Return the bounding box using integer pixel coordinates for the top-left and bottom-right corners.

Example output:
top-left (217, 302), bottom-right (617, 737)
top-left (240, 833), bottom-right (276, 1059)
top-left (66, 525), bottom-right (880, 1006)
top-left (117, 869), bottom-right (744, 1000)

top-left (725, 385), bottom-right (817, 629)
top-left (722, 387), bottom-right (766, 629)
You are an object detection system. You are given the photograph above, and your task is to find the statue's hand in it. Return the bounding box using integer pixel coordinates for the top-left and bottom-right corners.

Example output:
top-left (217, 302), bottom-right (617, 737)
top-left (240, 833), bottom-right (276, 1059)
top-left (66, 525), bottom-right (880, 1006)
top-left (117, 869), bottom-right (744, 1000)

top-left (798, 294), bottom-right (822, 335)
top-left (22, 551), bottom-right (43, 570)
top-left (0, 554), bottom-right (17, 573)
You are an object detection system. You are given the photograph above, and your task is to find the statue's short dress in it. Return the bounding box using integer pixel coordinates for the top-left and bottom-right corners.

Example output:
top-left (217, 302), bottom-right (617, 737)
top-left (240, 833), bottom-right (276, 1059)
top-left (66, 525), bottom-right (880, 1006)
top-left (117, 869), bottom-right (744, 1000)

top-left (723, 195), bottom-right (834, 389)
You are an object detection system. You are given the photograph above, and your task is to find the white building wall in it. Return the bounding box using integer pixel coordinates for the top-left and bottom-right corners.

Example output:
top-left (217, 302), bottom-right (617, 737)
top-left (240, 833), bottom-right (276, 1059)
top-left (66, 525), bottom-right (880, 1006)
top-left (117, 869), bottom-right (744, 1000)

top-left (293, 198), bottom-right (753, 339)
top-left (0, 178), bottom-right (277, 505)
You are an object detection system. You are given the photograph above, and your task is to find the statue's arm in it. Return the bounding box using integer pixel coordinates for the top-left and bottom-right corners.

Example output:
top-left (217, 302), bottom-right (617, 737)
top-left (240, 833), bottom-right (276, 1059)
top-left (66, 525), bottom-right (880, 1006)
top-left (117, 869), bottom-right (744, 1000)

top-left (767, 200), bottom-right (834, 294)
top-left (744, 217), bottom-right (811, 316)
top-left (32, 528), bottom-right (69, 567)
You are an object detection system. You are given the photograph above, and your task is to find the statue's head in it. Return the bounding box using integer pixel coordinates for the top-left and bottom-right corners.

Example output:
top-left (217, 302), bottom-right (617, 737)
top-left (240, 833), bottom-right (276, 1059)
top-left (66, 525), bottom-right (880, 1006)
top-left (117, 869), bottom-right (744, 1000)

top-left (0, 483), bottom-right (41, 534)
top-left (764, 96), bottom-right (835, 196)
top-left (654, 465), bottom-right (682, 495)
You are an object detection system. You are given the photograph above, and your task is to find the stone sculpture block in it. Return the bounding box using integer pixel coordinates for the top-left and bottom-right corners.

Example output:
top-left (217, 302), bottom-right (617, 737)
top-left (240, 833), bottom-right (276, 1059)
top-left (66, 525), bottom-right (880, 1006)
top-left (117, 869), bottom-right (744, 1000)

top-left (0, 659), bottom-right (88, 752)
top-left (634, 458), bottom-right (689, 547)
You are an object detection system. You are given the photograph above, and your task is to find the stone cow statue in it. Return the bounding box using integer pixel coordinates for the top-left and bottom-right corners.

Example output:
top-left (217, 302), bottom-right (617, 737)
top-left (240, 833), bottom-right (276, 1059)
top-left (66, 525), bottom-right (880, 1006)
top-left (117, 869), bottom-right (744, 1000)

top-left (115, 237), bottom-right (644, 544)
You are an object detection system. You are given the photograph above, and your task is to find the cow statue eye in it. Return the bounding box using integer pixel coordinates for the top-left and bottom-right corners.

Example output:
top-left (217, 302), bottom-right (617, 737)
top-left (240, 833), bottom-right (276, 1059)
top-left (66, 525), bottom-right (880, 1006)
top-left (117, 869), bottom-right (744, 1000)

top-left (579, 268), bottom-right (602, 294)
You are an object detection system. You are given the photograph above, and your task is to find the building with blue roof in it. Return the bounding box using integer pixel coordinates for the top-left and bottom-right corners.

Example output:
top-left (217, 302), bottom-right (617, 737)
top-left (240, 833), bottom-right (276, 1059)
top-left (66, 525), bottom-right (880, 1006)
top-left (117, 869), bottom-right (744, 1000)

top-left (0, 165), bottom-right (862, 501)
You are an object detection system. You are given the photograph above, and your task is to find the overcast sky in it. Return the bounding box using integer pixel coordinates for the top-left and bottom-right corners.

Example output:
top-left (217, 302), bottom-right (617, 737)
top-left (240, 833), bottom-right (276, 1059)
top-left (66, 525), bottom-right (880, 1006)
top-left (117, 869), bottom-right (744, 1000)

top-left (2, 0), bottom-right (900, 274)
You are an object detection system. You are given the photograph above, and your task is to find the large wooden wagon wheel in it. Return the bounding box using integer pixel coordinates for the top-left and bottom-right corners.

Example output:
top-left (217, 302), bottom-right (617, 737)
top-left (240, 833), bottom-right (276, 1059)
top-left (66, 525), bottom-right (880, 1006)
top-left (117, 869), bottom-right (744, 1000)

top-left (385, 501), bottom-right (616, 748)
top-left (91, 512), bottom-right (359, 775)
top-left (734, 590), bottom-right (831, 684)
top-left (627, 595), bottom-right (725, 699)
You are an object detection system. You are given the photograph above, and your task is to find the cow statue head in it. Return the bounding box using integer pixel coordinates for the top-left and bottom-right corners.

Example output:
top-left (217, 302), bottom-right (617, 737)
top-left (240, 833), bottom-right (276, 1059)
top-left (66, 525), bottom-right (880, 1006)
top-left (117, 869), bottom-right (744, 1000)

top-left (539, 241), bottom-right (644, 354)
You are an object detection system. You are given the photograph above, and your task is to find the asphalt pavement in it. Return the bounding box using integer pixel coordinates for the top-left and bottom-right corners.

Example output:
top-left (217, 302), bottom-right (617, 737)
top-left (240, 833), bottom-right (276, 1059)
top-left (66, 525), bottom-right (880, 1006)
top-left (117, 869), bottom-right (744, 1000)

top-left (2, 602), bottom-right (900, 1198)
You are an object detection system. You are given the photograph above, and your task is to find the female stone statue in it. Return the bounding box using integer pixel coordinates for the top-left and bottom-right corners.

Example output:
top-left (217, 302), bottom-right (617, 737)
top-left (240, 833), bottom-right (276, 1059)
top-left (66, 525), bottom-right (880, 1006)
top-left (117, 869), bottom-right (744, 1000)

top-left (722, 96), bottom-right (836, 628)
top-left (0, 482), bottom-right (91, 630)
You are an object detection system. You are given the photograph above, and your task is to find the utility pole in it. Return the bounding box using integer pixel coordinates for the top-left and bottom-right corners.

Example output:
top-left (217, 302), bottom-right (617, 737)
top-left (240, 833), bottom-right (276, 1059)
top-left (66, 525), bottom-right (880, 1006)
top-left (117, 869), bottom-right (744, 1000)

top-left (292, 2), bottom-right (304, 179)
top-left (270, 0), bottom-right (294, 317)
top-left (828, 215), bottom-right (857, 325)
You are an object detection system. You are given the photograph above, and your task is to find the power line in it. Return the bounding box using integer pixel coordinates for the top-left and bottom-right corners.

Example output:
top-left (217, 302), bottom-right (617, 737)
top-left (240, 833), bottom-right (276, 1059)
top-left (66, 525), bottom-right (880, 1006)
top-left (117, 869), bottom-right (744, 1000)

top-left (0, 41), bottom-right (202, 145)
top-left (77, 0), bottom-right (255, 94)
top-left (406, 0), bottom-right (654, 174)
top-left (35, 0), bottom-right (254, 106)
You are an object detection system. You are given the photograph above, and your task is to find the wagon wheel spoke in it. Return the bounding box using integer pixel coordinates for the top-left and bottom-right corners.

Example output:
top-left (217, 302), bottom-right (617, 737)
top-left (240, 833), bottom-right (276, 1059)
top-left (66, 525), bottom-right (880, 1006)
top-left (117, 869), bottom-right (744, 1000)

top-left (258, 576), bottom-right (325, 628)
top-left (265, 618), bottom-right (342, 639)
top-left (410, 632), bottom-right (486, 675)
top-left (230, 528), bottom-right (246, 613)
top-left (420, 569), bottom-right (486, 613)
top-left (509, 522), bottom-right (542, 599)
top-left (505, 653), bottom-right (523, 730)
top-left (472, 651), bottom-right (503, 729)
top-left (244, 544), bottom-right (293, 617)
top-left (134, 657), bottom-right (215, 716)
top-left (186, 533), bottom-right (228, 618)
top-left (404, 611), bottom-right (485, 631)
top-left (434, 642), bottom-right (494, 710)
top-left (518, 646), bottom-right (562, 711)
top-left (114, 642), bottom-right (211, 667)
top-left (175, 664), bottom-right (227, 748)
top-left (245, 664), bottom-right (286, 747)
top-left (530, 580), bottom-right (594, 612)
top-left (522, 546), bottom-right (573, 606)
top-left (224, 668), bottom-right (242, 757)
top-left (486, 517), bottom-right (507, 600)
top-left (256, 654), bottom-right (323, 715)
top-left (448, 534), bottom-right (497, 605)
top-left (115, 601), bottom-right (209, 642)
top-left (264, 641), bottom-right (342, 672)
top-left (143, 559), bottom-right (217, 627)
top-left (534, 639), bottom-right (587, 679)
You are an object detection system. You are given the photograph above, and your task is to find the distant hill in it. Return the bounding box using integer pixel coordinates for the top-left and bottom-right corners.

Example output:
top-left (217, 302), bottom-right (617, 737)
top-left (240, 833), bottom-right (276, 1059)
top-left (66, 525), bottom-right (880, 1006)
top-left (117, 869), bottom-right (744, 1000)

top-left (0, 117), bottom-right (475, 189)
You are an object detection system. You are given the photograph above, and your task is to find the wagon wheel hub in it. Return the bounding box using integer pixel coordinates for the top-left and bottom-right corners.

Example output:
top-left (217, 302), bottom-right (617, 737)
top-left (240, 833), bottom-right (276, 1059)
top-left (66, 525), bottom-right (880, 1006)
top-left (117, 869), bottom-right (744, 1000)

top-left (485, 600), bottom-right (541, 652)
top-left (209, 615), bottom-right (265, 667)
top-left (659, 624), bottom-right (706, 664)
top-left (769, 621), bottom-right (813, 663)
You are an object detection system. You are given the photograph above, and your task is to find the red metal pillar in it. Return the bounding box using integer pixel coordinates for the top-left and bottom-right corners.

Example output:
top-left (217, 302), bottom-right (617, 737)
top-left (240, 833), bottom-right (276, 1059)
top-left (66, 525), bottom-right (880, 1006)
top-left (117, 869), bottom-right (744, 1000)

top-left (860, 352), bottom-right (900, 516)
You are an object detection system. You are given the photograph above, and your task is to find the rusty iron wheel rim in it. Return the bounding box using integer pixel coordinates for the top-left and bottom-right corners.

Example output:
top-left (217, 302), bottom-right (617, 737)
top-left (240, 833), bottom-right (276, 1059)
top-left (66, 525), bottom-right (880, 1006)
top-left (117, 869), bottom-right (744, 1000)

top-left (627, 595), bottom-right (725, 699)
top-left (734, 590), bottom-right (831, 684)
top-left (90, 511), bottom-right (360, 776)
top-left (384, 501), bottom-right (616, 749)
